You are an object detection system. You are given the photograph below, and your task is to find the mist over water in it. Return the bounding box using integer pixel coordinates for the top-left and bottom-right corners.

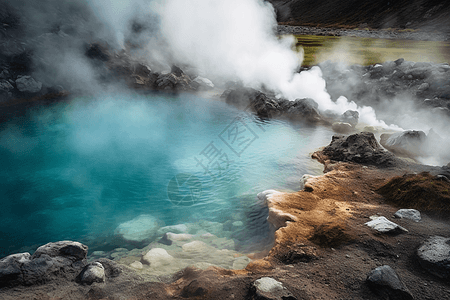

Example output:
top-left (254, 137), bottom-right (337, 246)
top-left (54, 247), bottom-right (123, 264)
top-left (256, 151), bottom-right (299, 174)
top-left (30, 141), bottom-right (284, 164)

top-left (0, 94), bottom-right (332, 256)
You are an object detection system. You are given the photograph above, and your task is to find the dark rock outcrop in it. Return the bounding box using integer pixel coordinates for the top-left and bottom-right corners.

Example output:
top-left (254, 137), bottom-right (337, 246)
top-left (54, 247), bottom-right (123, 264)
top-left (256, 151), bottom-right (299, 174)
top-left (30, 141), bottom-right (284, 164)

top-left (321, 132), bottom-right (398, 167)
top-left (366, 265), bottom-right (414, 300)
top-left (0, 241), bottom-right (88, 287)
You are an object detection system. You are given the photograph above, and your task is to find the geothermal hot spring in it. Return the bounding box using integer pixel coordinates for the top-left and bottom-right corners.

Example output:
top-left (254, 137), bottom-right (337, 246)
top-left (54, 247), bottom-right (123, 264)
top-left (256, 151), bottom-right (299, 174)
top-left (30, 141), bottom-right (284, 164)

top-left (0, 93), bottom-right (333, 261)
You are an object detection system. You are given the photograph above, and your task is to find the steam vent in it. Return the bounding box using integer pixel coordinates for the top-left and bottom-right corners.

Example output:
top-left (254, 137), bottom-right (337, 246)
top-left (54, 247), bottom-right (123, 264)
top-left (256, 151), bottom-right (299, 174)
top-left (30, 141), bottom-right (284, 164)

top-left (1, 0), bottom-right (450, 299)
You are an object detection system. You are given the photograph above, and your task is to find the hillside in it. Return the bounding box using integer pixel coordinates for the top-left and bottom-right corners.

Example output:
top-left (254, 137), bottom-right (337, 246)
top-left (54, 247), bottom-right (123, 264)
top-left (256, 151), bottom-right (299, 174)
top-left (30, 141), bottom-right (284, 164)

top-left (269, 0), bottom-right (450, 31)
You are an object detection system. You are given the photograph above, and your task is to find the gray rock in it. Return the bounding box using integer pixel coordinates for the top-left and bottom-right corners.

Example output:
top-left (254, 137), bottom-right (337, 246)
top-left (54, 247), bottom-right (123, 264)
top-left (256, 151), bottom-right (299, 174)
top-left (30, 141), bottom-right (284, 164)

top-left (365, 216), bottom-right (408, 234)
top-left (331, 122), bottom-right (353, 134)
top-left (321, 132), bottom-right (398, 167)
top-left (417, 236), bottom-right (450, 279)
top-left (252, 277), bottom-right (297, 300)
top-left (0, 69), bottom-right (11, 79)
top-left (77, 262), bottom-right (105, 285)
top-left (32, 241), bottom-right (88, 261)
top-left (366, 265), bottom-right (413, 300)
top-left (15, 76), bottom-right (42, 93)
top-left (394, 209), bottom-right (421, 222)
top-left (341, 110), bottom-right (359, 127)
top-left (0, 80), bottom-right (14, 92)
top-left (0, 253), bottom-right (32, 287)
top-left (380, 130), bottom-right (427, 157)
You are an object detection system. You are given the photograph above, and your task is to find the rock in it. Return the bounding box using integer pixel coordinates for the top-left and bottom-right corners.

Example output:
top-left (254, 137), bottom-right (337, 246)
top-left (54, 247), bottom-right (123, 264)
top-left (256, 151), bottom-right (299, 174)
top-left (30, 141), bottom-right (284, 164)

top-left (15, 76), bottom-right (42, 93)
top-left (0, 241), bottom-right (89, 287)
top-left (341, 110), bottom-right (359, 127)
top-left (394, 209), bottom-right (421, 222)
top-left (181, 279), bottom-right (207, 298)
top-left (321, 132), bottom-right (398, 167)
top-left (85, 43), bottom-right (110, 62)
top-left (156, 224), bottom-right (189, 236)
top-left (0, 80), bottom-right (14, 100)
top-left (394, 58), bottom-right (405, 66)
top-left (0, 253), bottom-right (31, 287)
top-left (365, 216), bottom-right (408, 234)
top-left (284, 98), bottom-right (322, 123)
top-left (193, 76), bottom-right (214, 90)
top-left (32, 241), bottom-right (88, 261)
top-left (233, 256), bottom-right (251, 269)
top-left (182, 241), bottom-right (208, 253)
top-left (417, 236), bottom-right (450, 279)
top-left (114, 214), bottom-right (160, 243)
top-left (93, 258), bottom-right (122, 278)
top-left (251, 277), bottom-right (297, 300)
top-left (366, 265), bottom-right (413, 300)
top-left (159, 232), bottom-right (193, 245)
top-left (380, 130), bottom-right (427, 157)
top-left (299, 174), bottom-right (317, 190)
top-left (155, 72), bottom-right (195, 92)
top-left (141, 248), bottom-right (174, 267)
top-left (130, 261), bottom-right (143, 269)
top-left (331, 122), bottom-right (353, 134)
top-left (0, 69), bottom-right (10, 79)
top-left (77, 262), bottom-right (105, 285)
top-left (171, 65), bottom-right (184, 77)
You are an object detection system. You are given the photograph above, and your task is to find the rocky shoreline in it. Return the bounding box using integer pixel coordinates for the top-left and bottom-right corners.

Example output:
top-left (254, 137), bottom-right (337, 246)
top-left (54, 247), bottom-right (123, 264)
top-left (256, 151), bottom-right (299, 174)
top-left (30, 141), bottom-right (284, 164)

top-left (277, 25), bottom-right (450, 41)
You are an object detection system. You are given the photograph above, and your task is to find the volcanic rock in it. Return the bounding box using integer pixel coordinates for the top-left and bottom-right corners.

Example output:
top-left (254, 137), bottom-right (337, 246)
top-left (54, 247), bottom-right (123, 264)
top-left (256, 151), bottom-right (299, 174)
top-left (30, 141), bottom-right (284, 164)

top-left (394, 209), bottom-right (421, 222)
top-left (365, 216), bottom-right (408, 234)
top-left (0, 241), bottom-right (88, 287)
top-left (77, 262), bottom-right (105, 285)
top-left (366, 265), bottom-right (413, 300)
top-left (15, 75), bottom-right (42, 93)
top-left (251, 277), bottom-right (296, 300)
top-left (321, 132), bottom-right (398, 167)
top-left (417, 236), bottom-right (450, 279)
top-left (380, 130), bottom-right (427, 157)
top-left (341, 110), bottom-right (359, 127)
top-left (0, 80), bottom-right (14, 100)
top-left (331, 122), bottom-right (353, 134)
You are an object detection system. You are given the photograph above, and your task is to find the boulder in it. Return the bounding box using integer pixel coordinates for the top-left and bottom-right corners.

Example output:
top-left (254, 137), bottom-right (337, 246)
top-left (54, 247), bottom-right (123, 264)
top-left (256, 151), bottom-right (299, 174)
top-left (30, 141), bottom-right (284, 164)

top-left (0, 80), bottom-right (14, 100)
top-left (251, 277), bottom-right (297, 300)
top-left (77, 262), bottom-right (105, 285)
top-left (366, 265), bottom-right (413, 300)
top-left (321, 132), bottom-right (398, 167)
top-left (15, 76), bottom-right (42, 93)
top-left (284, 98), bottom-right (322, 123)
top-left (130, 261), bottom-right (143, 269)
top-left (193, 76), bottom-right (214, 90)
top-left (340, 110), bottom-right (359, 127)
top-left (114, 214), bottom-right (160, 243)
top-left (365, 216), bottom-right (408, 234)
top-left (182, 241), bottom-right (208, 253)
top-left (331, 122), bottom-right (353, 134)
top-left (141, 248), bottom-right (174, 267)
top-left (0, 241), bottom-right (88, 287)
top-left (417, 236), bottom-right (450, 279)
top-left (32, 241), bottom-right (88, 261)
top-left (380, 130), bottom-right (427, 157)
top-left (394, 209), bottom-right (421, 222)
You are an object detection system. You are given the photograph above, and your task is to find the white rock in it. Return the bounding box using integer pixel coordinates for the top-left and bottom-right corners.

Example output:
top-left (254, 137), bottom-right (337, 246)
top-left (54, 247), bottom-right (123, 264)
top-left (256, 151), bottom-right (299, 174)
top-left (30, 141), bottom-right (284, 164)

top-left (156, 224), bottom-right (188, 236)
top-left (193, 76), bottom-right (214, 89)
top-left (232, 221), bottom-right (244, 227)
top-left (115, 214), bottom-right (160, 242)
top-left (182, 241), bottom-right (208, 252)
top-left (254, 277), bottom-right (285, 293)
top-left (15, 76), bottom-right (42, 93)
top-left (365, 216), bottom-right (408, 233)
top-left (130, 261), bottom-right (143, 269)
top-left (394, 209), bottom-right (421, 222)
top-left (80, 262), bottom-right (105, 284)
top-left (141, 248), bottom-right (174, 266)
top-left (166, 232), bottom-right (193, 241)
top-left (257, 190), bottom-right (282, 204)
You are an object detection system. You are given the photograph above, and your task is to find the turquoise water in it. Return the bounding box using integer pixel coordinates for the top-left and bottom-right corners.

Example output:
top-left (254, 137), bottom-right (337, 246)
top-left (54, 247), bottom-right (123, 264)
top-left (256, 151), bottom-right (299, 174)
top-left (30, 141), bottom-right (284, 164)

top-left (0, 93), bottom-right (333, 257)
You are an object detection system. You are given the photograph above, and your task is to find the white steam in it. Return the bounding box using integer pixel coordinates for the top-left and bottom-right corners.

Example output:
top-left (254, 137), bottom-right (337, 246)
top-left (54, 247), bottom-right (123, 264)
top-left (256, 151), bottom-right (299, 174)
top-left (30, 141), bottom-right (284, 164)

top-left (148, 0), bottom-right (398, 129)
